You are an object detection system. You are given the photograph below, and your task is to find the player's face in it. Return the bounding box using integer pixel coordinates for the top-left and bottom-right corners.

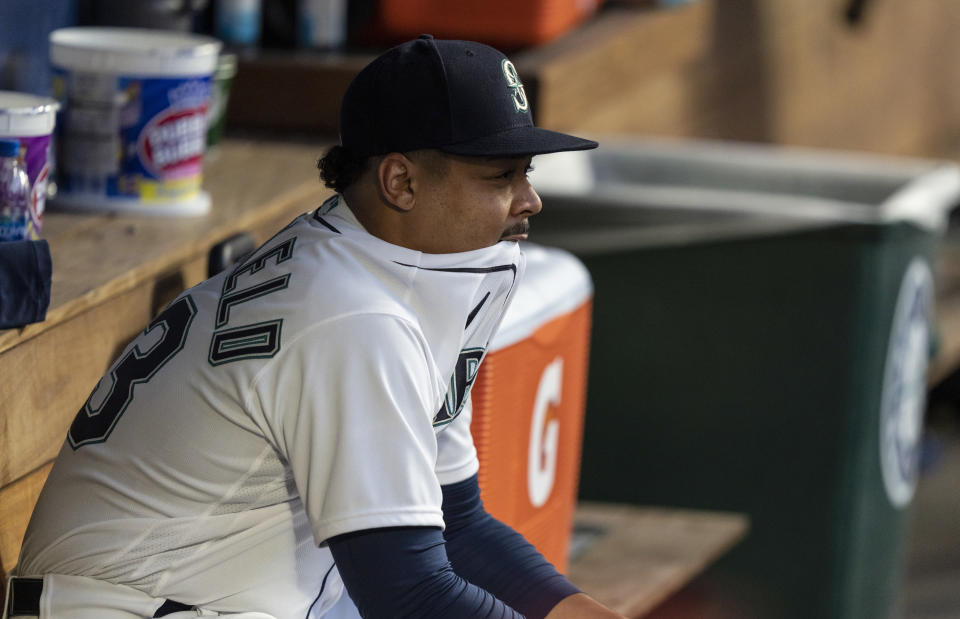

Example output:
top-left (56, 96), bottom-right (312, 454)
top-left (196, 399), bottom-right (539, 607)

top-left (415, 154), bottom-right (542, 254)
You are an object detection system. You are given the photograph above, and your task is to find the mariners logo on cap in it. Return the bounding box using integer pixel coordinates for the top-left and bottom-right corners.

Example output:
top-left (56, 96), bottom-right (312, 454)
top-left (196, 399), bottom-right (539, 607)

top-left (501, 60), bottom-right (529, 113)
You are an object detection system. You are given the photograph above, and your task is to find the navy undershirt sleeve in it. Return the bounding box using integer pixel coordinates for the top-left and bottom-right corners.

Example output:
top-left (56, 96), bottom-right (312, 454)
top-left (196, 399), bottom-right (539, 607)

top-left (327, 474), bottom-right (579, 619)
top-left (328, 526), bottom-right (523, 618)
top-left (441, 474), bottom-right (581, 618)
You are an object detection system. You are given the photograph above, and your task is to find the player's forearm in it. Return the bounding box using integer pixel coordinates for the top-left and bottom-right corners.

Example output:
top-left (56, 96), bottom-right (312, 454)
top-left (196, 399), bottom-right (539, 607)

top-left (441, 474), bottom-right (580, 618)
top-left (544, 592), bottom-right (627, 618)
top-left (328, 525), bottom-right (524, 619)
top-left (444, 512), bottom-right (579, 616)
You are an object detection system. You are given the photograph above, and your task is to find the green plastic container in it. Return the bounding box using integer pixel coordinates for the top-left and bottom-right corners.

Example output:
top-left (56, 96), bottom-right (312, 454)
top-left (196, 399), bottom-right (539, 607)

top-left (206, 53), bottom-right (237, 152)
top-left (530, 140), bottom-right (960, 619)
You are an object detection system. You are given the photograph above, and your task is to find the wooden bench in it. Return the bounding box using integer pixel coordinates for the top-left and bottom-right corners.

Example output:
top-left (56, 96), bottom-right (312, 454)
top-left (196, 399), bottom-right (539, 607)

top-left (568, 503), bottom-right (747, 618)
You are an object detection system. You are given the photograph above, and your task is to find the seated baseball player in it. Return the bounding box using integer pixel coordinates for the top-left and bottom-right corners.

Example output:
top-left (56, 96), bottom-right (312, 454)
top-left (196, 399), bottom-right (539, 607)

top-left (7, 35), bottom-right (622, 618)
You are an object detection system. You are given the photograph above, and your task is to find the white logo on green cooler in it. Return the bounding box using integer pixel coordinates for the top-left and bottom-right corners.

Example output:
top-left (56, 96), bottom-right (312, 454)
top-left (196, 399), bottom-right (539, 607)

top-left (879, 258), bottom-right (933, 508)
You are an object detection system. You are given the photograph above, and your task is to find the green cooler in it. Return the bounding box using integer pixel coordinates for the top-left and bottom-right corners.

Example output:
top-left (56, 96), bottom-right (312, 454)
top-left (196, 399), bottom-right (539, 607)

top-left (529, 139), bottom-right (960, 619)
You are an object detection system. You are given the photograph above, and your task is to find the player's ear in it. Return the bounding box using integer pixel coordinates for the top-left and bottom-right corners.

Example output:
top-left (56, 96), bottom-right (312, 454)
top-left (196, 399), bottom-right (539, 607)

top-left (377, 153), bottom-right (416, 212)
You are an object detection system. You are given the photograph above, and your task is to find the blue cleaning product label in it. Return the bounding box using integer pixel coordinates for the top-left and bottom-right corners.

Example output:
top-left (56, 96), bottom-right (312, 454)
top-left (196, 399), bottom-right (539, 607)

top-left (53, 67), bottom-right (211, 204)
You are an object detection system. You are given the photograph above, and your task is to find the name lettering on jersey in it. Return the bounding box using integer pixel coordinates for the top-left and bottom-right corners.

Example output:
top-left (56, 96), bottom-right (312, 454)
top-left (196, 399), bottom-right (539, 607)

top-left (208, 237), bottom-right (297, 366)
top-left (209, 319), bottom-right (284, 366)
top-left (217, 238), bottom-right (297, 327)
top-left (223, 237), bottom-right (296, 292)
top-left (216, 274), bottom-right (290, 328)
top-left (434, 347), bottom-right (485, 427)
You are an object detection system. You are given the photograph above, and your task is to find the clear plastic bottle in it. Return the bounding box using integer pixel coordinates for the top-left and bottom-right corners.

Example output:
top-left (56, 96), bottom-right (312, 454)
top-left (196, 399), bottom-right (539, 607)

top-left (215, 0), bottom-right (262, 49)
top-left (0, 138), bottom-right (31, 242)
top-left (298, 0), bottom-right (347, 50)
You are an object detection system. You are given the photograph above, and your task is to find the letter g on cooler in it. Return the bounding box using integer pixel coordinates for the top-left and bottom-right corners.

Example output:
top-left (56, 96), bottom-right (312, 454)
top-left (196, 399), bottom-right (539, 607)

top-left (528, 358), bottom-right (563, 508)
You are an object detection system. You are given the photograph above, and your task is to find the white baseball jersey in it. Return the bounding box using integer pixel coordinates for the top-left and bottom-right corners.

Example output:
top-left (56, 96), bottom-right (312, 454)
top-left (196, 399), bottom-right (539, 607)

top-left (16, 196), bottom-right (525, 618)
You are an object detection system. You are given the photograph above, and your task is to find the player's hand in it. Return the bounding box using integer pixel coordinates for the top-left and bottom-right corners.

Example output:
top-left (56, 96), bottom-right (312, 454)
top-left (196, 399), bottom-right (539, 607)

top-left (545, 593), bottom-right (628, 618)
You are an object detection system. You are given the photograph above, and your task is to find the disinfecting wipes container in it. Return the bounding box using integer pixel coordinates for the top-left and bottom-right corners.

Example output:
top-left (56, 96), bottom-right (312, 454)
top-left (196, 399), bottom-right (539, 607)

top-left (0, 91), bottom-right (58, 237)
top-left (50, 28), bottom-right (222, 216)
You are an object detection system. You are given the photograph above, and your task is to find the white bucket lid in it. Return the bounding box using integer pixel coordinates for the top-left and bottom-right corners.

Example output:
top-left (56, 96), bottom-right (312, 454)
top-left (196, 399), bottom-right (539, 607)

top-left (0, 91), bottom-right (59, 137)
top-left (50, 27), bottom-right (222, 77)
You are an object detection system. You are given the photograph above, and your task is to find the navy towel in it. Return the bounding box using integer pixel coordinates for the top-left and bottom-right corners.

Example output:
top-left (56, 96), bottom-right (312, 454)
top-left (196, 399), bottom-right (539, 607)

top-left (0, 240), bottom-right (52, 330)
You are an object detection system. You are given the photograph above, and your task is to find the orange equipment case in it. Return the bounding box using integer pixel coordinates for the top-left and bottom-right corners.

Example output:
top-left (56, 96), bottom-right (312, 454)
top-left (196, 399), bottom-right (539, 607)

top-left (470, 243), bottom-right (593, 573)
top-left (373, 0), bottom-right (605, 50)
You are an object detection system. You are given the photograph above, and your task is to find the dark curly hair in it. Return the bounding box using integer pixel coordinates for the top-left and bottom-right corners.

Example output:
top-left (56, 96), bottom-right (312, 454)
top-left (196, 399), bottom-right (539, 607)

top-left (317, 145), bottom-right (372, 194)
top-left (318, 147), bottom-right (450, 194)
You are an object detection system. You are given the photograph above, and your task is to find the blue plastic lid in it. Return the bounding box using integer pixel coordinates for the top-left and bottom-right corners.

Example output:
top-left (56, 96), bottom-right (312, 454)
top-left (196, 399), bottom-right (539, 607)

top-left (0, 139), bottom-right (20, 157)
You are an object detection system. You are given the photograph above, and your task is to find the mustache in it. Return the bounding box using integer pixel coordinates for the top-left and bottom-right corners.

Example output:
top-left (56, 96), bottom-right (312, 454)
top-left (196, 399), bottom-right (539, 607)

top-left (501, 220), bottom-right (530, 239)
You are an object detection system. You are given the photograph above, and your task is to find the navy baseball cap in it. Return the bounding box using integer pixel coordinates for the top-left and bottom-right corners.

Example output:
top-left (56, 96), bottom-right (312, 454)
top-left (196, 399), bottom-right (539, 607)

top-left (339, 35), bottom-right (598, 158)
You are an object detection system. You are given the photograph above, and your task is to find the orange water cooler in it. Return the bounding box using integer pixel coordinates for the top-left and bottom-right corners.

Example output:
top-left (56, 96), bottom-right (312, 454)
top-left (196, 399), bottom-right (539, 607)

top-left (367, 0), bottom-right (605, 50)
top-left (470, 243), bottom-right (593, 573)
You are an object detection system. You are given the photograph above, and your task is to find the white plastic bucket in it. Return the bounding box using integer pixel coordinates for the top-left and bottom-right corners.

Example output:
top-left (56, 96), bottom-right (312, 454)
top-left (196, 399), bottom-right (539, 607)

top-left (49, 28), bottom-right (222, 216)
top-left (0, 91), bottom-right (59, 238)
